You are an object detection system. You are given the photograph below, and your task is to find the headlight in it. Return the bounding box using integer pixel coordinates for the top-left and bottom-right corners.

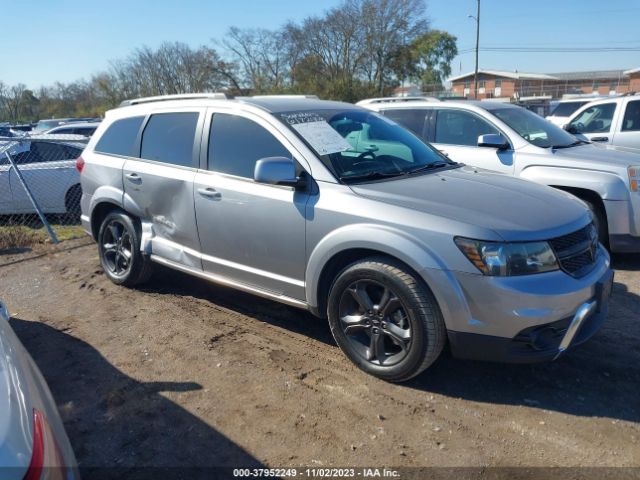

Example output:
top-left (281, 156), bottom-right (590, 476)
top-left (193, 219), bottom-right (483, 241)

top-left (455, 237), bottom-right (559, 276)
top-left (629, 166), bottom-right (639, 192)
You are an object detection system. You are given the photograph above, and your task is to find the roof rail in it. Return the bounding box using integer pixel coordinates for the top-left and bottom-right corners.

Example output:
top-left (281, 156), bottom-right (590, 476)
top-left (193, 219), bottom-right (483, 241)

top-left (250, 94), bottom-right (319, 99)
top-left (621, 91), bottom-right (639, 97)
top-left (357, 96), bottom-right (440, 105)
top-left (119, 93), bottom-right (231, 107)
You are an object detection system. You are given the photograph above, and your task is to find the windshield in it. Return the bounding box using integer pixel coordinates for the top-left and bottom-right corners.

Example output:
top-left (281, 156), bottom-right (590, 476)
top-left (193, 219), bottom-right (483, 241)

top-left (34, 120), bottom-right (62, 132)
top-left (490, 107), bottom-right (579, 148)
top-left (550, 101), bottom-right (589, 117)
top-left (276, 109), bottom-right (455, 183)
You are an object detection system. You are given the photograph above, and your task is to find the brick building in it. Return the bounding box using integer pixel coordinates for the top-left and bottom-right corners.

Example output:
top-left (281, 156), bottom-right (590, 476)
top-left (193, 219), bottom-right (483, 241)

top-left (450, 68), bottom-right (640, 100)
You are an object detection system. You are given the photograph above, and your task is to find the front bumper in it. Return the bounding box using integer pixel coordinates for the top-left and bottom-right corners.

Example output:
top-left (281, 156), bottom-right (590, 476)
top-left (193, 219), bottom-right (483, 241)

top-left (423, 246), bottom-right (613, 363)
top-left (447, 267), bottom-right (613, 363)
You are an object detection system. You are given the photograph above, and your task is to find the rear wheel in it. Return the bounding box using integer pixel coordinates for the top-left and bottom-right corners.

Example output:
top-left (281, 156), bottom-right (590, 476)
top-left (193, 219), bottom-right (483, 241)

top-left (327, 256), bottom-right (446, 382)
top-left (98, 210), bottom-right (153, 286)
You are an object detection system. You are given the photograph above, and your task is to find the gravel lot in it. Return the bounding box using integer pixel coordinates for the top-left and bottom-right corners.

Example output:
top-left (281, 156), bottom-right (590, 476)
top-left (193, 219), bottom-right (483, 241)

top-left (1, 238), bottom-right (639, 478)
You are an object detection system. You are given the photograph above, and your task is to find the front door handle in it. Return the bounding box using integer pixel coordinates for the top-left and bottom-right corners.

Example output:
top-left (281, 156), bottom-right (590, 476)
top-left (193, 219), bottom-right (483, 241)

top-left (198, 187), bottom-right (221, 199)
top-left (591, 137), bottom-right (609, 142)
top-left (125, 172), bottom-right (142, 183)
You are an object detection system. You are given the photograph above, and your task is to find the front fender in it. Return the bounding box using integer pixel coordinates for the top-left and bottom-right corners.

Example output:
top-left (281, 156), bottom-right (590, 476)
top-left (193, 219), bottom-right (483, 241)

top-left (305, 224), bottom-right (448, 309)
top-left (520, 166), bottom-right (629, 200)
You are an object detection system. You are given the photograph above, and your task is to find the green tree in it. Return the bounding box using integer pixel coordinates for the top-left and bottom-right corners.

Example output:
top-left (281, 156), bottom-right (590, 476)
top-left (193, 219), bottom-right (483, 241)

top-left (410, 30), bottom-right (458, 91)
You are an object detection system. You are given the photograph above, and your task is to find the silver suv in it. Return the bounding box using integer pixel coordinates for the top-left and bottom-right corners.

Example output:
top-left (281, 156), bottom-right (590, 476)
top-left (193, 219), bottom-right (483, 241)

top-left (79, 94), bottom-right (613, 382)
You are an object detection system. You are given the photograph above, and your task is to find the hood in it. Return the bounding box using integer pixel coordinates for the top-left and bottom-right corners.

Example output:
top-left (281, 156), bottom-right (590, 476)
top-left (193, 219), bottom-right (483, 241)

top-left (350, 166), bottom-right (591, 242)
top-left (549, 143), bottom-right (640, 169)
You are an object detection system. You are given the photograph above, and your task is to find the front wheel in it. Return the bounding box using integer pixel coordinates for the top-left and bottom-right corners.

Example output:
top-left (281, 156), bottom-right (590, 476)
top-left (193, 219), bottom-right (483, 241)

top-left (98, 210), bottom-right (153, 287)
top-left (327, 257), bottom-right (446, 382)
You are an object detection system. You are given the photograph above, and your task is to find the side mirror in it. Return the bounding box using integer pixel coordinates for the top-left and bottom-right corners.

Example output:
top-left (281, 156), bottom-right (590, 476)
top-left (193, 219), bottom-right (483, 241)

top-left (477, 134), bottom-right (509, 150)
top-left (254, 157), bottom-right (303, 188)
top-left (563, 124), bottom-right (578, 134)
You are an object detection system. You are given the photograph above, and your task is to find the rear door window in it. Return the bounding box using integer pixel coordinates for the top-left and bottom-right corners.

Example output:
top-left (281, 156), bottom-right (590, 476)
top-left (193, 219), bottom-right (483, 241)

top-left (622, 100), bottom-right (640, 132)
top-left (382, 109), bottom-right (429, 139)
top-left (95, 116), bottom-right (144, 156)
top-left (140, 112), bottom-right (199, 167)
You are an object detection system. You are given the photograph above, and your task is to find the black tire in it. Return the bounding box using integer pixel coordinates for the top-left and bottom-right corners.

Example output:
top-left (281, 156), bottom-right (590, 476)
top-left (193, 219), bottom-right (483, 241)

top-left (327, 256), bottom-right (446, 382)
top-left (64, 184), bottom-right (82, 222)
top-left (583, 198), bottom-right (608, 248)
top-left (97, 210), bottom-right (153, 287)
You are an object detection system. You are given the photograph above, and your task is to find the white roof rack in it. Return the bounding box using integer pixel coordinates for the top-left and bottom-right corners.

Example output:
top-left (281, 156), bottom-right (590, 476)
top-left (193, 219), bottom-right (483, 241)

top-left (119, 93), bottom-right (231, 107)
top-left (250, 94), bottom-right (319, 99)
top-left (356, 96), bottom-right (440, 106)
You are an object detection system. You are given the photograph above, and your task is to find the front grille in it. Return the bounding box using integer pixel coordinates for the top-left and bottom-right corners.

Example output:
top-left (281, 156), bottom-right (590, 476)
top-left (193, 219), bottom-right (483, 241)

top-left (548, 224), bottom-right (598, 277)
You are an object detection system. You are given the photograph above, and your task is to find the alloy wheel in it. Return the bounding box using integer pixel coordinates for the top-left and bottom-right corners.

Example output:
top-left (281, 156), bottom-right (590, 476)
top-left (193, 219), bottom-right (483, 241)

top-left (338, 279), bottom-right (412, 366)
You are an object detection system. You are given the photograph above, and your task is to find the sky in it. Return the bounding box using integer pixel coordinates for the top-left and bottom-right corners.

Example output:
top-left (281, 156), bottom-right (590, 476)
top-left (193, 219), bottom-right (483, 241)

top-left (3, 0), bottom-right (639, 89)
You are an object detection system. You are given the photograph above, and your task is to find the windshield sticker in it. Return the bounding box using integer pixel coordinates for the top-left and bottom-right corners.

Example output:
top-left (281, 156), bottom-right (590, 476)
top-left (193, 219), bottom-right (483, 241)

top-left (291, 120), bottom-right (353, 155)
top-left (280, 112), bottom-right (327, 125)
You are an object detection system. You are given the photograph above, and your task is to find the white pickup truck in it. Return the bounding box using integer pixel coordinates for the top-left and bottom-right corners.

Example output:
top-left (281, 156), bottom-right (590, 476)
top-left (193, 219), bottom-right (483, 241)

top-left (359, 98), bottom-right (640, 252)
top-left (564, 93), bottom-right (640, 150)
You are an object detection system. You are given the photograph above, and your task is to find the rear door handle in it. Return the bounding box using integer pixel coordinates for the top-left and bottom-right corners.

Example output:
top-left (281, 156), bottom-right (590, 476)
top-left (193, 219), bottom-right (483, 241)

top-left (125, 172), bottom-right (142, 183)
top-left (198, 187), bottom-right (221, 199)
top-left (591, 137), bottom-right (609, 142)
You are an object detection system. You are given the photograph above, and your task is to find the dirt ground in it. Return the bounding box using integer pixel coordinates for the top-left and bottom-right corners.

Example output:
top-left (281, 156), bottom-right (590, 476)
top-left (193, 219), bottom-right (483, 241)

top-left (1, 237), bottom-right (639, 478)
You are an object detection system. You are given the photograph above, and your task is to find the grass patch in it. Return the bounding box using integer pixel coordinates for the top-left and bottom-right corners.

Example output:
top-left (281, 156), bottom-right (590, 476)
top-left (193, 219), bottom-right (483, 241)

top-left (0, 224), bottom-right (87, 250)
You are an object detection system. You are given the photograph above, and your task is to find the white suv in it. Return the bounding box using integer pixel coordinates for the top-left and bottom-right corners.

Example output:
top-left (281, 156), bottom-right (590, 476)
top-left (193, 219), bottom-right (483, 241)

top-left (564, 94), bottom-right (640, 150)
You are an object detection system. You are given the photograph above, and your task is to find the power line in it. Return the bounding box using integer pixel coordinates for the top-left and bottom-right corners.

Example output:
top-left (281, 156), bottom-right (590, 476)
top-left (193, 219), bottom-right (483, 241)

top-left (457, 46), bottom-right (640, 54)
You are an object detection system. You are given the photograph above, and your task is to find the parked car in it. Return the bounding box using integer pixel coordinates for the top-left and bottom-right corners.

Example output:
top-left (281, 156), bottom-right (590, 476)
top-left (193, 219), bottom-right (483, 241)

top-left (360, 97), bottom-right (640, 252)
top-left (0, 135), bottom-right (86, 216)
top-left (45, 121), bottom-right (100, 137)
top-left (80, 93), bottom-right (612, 382)
top-left (33, 118), bottom-right (100, 133)
top-left (564, 93), bottom-right (640, 150)
top-left (0, 300), bottom-right (80, 479)
top-left (545, 98), bottom-right (599, 126)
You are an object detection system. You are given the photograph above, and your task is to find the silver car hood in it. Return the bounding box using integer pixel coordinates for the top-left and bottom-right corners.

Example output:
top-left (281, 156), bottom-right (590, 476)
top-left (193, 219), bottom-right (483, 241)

top-left (549, 143), bottom-right (640, 168)
top-left (350, 165), bottom-right (591, 242)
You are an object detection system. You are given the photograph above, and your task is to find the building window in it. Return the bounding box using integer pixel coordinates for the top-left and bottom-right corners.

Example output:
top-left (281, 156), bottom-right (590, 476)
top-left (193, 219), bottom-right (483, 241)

top-left (464, 80), bottom-right (470, 88)
top-left (479, 80), bottom-right (485, 88)
top-left (495, 79), bottom-right (502, 87)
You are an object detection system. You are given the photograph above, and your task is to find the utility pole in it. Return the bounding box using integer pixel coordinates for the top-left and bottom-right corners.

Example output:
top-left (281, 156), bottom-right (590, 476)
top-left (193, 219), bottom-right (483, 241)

top-left (469, 0), bottom-right (480, 99)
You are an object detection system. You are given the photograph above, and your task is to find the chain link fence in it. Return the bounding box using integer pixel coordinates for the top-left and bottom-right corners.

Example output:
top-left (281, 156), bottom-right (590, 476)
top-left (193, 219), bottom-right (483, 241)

top-left (0, 134), bottom-right (90, 260)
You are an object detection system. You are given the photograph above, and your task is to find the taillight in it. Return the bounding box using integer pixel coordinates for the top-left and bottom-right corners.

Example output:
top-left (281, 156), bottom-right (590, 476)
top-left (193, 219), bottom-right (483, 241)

top-left (75, 156), bottom-right (85, 174)
top-left (23, 409), bottom-right (70, 480)
top-left (23, 410), bottom-right (45, 480)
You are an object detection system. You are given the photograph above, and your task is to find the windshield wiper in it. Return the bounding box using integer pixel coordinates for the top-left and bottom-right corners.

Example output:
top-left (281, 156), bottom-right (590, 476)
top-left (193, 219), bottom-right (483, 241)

top-left (407, 161), bottom-right (455, 175)
top-left (339, 171), bottom-right (406, 183)
top-left (549, 140), bottom-right (589, 149)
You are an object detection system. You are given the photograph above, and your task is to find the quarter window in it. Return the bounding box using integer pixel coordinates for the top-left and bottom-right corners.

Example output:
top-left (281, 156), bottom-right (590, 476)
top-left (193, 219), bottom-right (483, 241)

top-left (140, 113), bottom-right (199, 167)
top-left (208, 114), bottom-right (290, 178)
top-left (95, 116), bottom-right (144, 156)
top-left (434, 109), bottom-right (499, 146)
top-left (622, 100), bottom-right (640, 132)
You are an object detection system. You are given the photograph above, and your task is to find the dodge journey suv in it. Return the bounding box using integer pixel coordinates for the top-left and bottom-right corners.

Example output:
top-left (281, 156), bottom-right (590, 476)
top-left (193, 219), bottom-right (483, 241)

top-left (79, 94), bottom-right (613, 382)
